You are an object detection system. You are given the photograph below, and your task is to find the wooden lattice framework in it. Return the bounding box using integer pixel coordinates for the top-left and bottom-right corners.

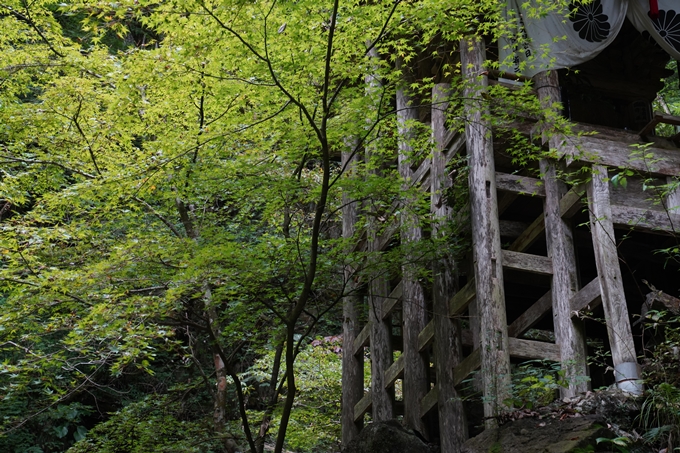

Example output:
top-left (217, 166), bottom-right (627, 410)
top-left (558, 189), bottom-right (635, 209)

top-left (340, 37), bottom-right (680, 451)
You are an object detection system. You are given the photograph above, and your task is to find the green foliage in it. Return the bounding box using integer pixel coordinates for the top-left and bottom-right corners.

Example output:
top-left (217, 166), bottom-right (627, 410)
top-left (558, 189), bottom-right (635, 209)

top-left (0, 402), bottom-right (91, 453)
top-left (67, 394), bottom-right (224, 453)
top-left (0, 0), bottom-right (569, 450)
top-left (595, 435), bottom-right (631, 453)
top-left (504, 360), bottom-right (569, 410)
top-left (244, 338), bottom-right (343, 453)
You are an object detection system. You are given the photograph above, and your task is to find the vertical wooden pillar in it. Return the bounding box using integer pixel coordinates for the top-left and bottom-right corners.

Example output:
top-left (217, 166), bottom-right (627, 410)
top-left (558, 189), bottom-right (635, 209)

top-left (587, 165), bottom-right (638, 374)
top-left (341, 146), bottom-right (364, 445)
top-left (366, 46), bottom-right (394, 422)
top-left (534, 71), bottom-right (589, 397)
top-left (665, 176), bottom-right (680, 213)
top-left (460, 38), bottom-right (511, 424)
top-left (396, 63), bottom-right (429, 435)
top-left (432, 83), bottom-right (468, 451)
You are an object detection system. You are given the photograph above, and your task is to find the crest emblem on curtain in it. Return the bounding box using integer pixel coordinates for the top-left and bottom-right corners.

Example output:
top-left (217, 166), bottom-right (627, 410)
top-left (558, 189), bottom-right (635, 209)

top-left (500, 0), bottom-right (628, 77)
top-left (628, 1), bottom-right (680, 59)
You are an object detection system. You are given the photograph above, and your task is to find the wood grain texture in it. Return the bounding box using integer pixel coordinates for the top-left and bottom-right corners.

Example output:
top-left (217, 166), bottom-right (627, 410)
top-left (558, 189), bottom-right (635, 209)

top-left (535, 69), bottom-right (589, 397)
top-left (570, 277), bottom-right (602, 314)
top-left (397, 72), bottom-right (429, 436)
top-left (431, 83), bottom-right (467, 449)
top-left (341, 146), bottom-right (364, 444)
top-left (587, 165), bottom-right (637, 366)
top-left (461, 37), bottom-right (511, 424)
top-left (501, 250), bottom-right (553, 275)
top-left (496, 172), bottom-right (546, 197)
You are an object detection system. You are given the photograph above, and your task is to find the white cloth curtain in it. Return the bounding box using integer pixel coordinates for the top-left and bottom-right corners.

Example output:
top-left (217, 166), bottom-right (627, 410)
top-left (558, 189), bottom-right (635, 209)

top-left (628, 0), bottom-right (680, 61)
top-left (500, 0), bottom-right (629, 77)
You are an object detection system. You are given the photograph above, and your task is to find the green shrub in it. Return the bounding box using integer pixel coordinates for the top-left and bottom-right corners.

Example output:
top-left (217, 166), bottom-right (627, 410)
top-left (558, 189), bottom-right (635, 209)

top-left (67, 395), bottom-right (224, 453)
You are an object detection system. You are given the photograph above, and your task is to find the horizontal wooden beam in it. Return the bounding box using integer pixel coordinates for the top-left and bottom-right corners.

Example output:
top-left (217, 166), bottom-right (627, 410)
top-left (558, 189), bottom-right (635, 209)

top-left (353, 392), bottom-right (372, 423)
top-left (449, 278), bottom-right (476, 316)
top-left (502, 250), bottom-right (553, 275)
top-left (353, 323), bottom-right (371, 356)
top-left (381, 281), bottom-right (403, 320)
top-left (384, 355), bottom-right (404, 389)
top-left (611, 204), bottom-right (680, 234)
top-left (507, 290), bottom-right (552, 338)
top-left (570, 277), bottom-right (602, 315)
top-left (420, 386), bottom-right (438, 418)
top-left (508, 337), bottom-right (561, 362)
top-left (496, 172), bottom-right (546, 197)
top-left (562, 135), bottom-right (680, 177)
top-left (639, 112), bottom-right (680, 137)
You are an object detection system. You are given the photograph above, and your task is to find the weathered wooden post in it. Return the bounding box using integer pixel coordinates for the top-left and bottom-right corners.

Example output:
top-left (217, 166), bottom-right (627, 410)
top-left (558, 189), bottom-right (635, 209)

top-left (460, 37), bottom-right (511, 424)
top-left (587, 165), bottom-right (641, 393)
top-left (396, 61), bottom-right (429, 436)
top-left (534, 70), bottom-right (589, 397)
top-left (432, 83), bottom-right (468, 450)
top-left (341, 143), bottom-right (364, 445)
top-left (366, 46), bottom-right (394, 421)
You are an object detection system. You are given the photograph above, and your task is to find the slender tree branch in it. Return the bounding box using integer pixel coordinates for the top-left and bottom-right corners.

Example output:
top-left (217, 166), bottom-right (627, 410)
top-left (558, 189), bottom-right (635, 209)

top-left (132, 196), bottom-right (184, 239)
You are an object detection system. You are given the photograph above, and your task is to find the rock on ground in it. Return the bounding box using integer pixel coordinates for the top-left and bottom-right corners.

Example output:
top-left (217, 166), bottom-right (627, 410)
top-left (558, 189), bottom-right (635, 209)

top-left (342, 420), bottom-right (435, 453)
top-left (461, 415), bottom-right (613, 453)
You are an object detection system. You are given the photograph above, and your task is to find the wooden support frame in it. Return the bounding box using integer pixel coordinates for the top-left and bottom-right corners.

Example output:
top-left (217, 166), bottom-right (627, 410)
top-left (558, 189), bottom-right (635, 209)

top-left (341, 146), bottom-right (364, 444)
top-left (431, 82), bottom-right (467, 449)
top-left (461, 37), bottom-right (511, 424)
top-left (397, 69), bottom-right (429, 435)
top-left (587, 165), bottom-right (637, 367)
top-left (535, 70), bottom-right (589, 397)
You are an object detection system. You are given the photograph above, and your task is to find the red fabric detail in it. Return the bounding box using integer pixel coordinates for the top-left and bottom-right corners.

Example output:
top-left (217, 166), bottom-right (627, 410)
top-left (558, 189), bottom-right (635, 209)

top-left (649, 0), bottom-right (659, 20)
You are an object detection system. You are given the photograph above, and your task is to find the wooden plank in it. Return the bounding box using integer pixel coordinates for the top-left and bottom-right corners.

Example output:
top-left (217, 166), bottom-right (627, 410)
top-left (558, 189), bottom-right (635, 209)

top-left (448, 278), bottom-right (476, 316)
top-left (353, 323), bottom-right (372, 357)
top-left (502, 250), bottom-right (553, 275)
top-left (610, 204), bottom-right (680, 234)
top-left (453, 348), bottom-right (481, 387)
top-left (587, 165), bottom-right (637, 367)
top-left (418, 320), bottom-right (434, 352)
top-left (508, 214), bottom-right (545, 252)
top-left (639, 112), bottom-right (680, 137)
top-left (496, 172), bottom-right (545, 197)
top-left (570, 277), bottom-right (602, 314)
top-left (419, 386), bottom-right (439, 418)
top-left (381, 281), bottom-right (403, 320)
top-left (384, 354), bottom-right (405, 389)
top-left (562, 135), bottom-right (680, 177)
top-left (507, 290), bottom-right (552, 338)
top-left (353, 392), bottom-right (372, 423)
top-left (508, 337), bottom-right (561, 362)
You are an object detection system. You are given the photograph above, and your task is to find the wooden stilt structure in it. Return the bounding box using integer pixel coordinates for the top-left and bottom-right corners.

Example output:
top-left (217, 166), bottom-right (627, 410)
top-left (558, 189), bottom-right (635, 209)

top-left (341, 33), bottom-right (679, 452)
